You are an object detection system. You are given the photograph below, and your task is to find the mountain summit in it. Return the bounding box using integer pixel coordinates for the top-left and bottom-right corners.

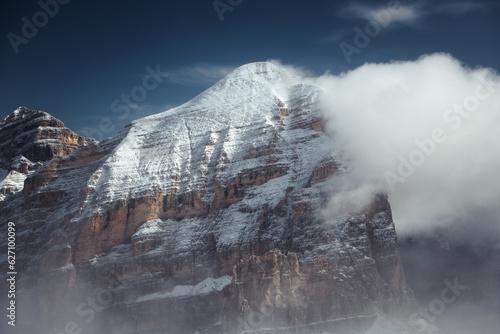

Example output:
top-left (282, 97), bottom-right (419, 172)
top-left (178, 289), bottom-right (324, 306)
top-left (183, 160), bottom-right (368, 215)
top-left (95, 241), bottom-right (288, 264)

top-left (0, 106), bottom-right (93, 201)
top-left (0, 63), bottom-right (417, 334)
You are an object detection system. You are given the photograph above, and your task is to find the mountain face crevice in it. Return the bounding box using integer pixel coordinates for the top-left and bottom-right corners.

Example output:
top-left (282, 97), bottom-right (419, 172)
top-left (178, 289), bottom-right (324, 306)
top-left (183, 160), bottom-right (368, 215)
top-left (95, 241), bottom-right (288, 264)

top-left (0, 62), bottom-right (416, 334)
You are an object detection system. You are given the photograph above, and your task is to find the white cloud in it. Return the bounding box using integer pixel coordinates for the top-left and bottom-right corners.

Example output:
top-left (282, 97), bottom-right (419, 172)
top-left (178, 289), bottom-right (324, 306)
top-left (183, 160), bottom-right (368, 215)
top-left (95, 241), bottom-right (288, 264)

top-left (371, 6), bottom-right (420, 22)
top-left (336, 1), bottom-right (498, 31)
top-left (337, 2), bottom-right (424, 29)
top-left (308, 53), bottom-right (500, 236)
top-left (435, 1), bottom-right (494, 15)
top-left (267, 59), bottom-right (314, 82)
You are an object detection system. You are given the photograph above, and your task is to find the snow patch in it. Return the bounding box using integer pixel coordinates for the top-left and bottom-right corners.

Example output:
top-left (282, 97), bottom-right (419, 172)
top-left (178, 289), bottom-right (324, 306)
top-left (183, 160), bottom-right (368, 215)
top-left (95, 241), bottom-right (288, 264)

top-left (0, 170), bottom-right (27, 201)
top-left (135, 276), bottom-right (232, 302)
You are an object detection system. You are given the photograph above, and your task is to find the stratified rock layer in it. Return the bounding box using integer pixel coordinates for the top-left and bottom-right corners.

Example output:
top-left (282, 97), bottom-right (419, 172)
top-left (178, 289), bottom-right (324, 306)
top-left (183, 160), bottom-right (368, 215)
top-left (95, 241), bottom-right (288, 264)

top-left (0, 63), bottom-right (415, 334)
top-left (0, 107), bottom-right (95, 201)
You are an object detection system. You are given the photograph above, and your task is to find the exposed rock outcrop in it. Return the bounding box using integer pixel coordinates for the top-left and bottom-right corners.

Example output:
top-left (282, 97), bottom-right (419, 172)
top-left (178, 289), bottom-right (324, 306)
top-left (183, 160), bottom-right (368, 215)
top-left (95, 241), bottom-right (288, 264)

top-left (0, 106), bottom-right (94, 202)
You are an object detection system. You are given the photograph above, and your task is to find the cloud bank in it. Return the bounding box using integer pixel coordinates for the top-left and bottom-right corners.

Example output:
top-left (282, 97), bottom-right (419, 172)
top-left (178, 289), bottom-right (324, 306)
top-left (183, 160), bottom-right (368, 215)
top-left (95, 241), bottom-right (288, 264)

top-left (295, 54), bottom-right (500, 236)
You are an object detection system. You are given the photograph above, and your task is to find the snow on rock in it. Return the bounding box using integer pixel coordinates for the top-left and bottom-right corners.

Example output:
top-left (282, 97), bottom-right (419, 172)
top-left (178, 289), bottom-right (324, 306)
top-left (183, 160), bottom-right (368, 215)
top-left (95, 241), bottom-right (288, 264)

top-left (86, 62), bottom-right (303, 207)
top-left (136, 276), bottom-right (232, 302)
top-left (0, 170), bottom-right (26, 200)
top-left (0, 62), bottom-right (417, 334)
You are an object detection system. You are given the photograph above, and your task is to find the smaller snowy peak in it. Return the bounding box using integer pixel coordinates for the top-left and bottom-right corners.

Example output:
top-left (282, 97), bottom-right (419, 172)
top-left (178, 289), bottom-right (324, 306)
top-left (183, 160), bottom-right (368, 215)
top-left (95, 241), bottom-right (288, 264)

top-left (0, 107), bottom-right (96, 202)
top-left (12, 106), bottom-right (31, 116)
top-left (12, 106), bottom-right (29, 117)
top-left (6, 106), bottom-right (52, 121)
top-left (0, 107), bottom-right (94, 170)
top-left (1, 106), bottom-right (63, 130)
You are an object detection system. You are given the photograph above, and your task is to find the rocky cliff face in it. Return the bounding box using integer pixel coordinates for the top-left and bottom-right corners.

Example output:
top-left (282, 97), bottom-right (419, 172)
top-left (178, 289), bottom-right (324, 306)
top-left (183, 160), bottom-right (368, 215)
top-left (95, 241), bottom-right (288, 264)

top-left (0, 107), bottom-right (94, 201)
top-left (0, 63), bottom-right (416, 334)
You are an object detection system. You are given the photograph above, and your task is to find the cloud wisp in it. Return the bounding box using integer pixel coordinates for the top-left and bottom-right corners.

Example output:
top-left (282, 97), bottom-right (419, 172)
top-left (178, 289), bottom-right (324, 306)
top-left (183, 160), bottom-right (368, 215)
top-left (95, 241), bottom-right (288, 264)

top-left (337, 2), bottom-right (422, 29)
top-left (434, 1), bottom-right (495, 16)
top-left (167, 64), bottom-right (236, 87)
top-left (337, 1), bottom-right (497, 30)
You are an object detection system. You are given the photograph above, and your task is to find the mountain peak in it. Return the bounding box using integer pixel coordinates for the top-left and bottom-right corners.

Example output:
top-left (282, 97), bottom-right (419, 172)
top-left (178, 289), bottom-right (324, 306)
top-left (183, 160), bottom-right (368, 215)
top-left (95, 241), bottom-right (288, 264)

top-left (218, 61), bottom-right (286, 90)
top-left (13, 106), bottom-right (31, 116)
top-left (1, 106), bottom-right (58, 128)
top-left (0, 107), bottom-right (93, 167)
top-left (13, 105), bottom-right (36, 115)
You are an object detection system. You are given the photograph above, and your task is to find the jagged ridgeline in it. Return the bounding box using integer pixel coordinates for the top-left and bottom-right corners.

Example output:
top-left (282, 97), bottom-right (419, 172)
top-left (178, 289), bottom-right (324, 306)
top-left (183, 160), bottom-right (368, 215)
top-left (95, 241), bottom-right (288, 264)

top-left (0, 62), bottom-right (417, 334)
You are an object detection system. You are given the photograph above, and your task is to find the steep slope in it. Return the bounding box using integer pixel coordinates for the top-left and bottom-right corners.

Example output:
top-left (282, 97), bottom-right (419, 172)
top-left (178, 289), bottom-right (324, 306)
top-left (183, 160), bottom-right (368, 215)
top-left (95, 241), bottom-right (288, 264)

top-left (0, 62), bottom-right (416, 334)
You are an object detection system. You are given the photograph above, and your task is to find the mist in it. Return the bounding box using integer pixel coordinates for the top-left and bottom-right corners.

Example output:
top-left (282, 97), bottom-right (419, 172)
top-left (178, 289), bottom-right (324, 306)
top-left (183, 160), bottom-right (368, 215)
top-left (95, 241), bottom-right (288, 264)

top-left (286, 53), bottom-right (500, 236)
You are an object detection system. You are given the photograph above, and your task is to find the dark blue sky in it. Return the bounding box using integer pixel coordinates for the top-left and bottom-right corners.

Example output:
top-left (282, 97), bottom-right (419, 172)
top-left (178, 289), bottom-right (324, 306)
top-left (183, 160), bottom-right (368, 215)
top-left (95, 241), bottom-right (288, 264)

top-left (1, 0), bottom-right (499, 139)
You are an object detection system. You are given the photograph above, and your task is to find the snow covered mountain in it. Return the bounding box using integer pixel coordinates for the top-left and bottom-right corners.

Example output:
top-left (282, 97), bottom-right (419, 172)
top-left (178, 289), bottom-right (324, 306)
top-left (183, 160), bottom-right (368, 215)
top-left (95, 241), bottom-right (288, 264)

top-left (1, 62), bottom-right (418, 333)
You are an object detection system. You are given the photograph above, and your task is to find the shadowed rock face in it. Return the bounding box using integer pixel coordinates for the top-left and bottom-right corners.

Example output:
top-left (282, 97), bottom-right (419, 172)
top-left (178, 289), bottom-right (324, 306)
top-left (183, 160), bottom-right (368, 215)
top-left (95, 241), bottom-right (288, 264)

top-left (0, 63), bottom-right (416, 334)
top-left (0, 106), bottom-right (93, 164)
